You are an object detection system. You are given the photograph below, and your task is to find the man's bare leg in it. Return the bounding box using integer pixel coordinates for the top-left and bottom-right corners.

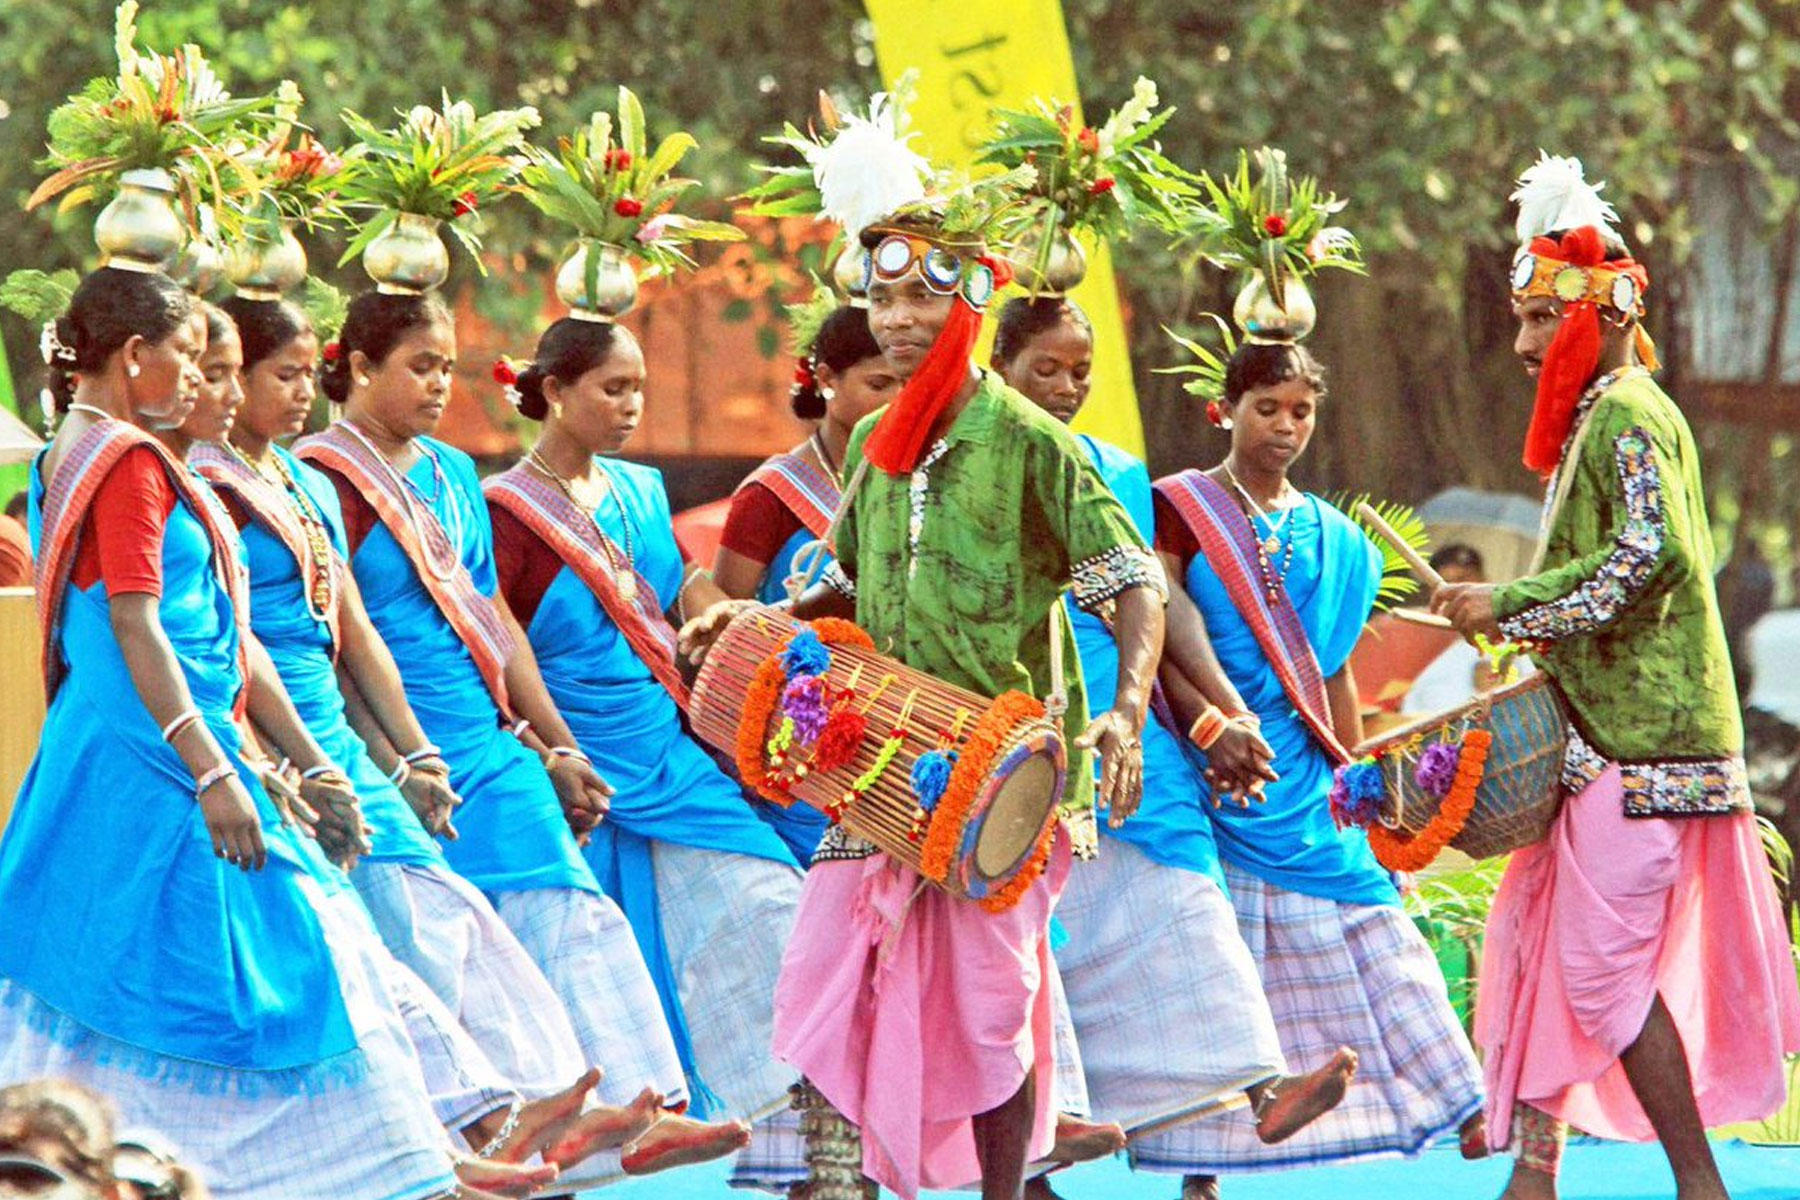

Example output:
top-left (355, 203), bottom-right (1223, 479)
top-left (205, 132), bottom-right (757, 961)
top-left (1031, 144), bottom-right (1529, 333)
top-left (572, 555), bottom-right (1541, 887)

top-left (1620, 994), bottom-right (1728, 1200)
top-left (972, 1072), bottom-right (1037, 1200)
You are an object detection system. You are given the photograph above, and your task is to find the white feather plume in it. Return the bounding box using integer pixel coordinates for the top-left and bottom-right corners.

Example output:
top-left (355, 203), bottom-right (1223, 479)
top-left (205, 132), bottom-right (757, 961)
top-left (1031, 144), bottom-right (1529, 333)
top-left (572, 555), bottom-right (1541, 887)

top-left (1511, 151), bottom-right (1620, 242)
top-left (807, 91), bottom-right (932, 237)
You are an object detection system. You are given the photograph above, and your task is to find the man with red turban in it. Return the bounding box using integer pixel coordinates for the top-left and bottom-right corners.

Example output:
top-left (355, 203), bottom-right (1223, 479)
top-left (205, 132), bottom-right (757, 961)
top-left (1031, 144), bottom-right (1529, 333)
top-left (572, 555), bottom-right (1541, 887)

top-left (1434, 154), bottom-right (1800, 1200)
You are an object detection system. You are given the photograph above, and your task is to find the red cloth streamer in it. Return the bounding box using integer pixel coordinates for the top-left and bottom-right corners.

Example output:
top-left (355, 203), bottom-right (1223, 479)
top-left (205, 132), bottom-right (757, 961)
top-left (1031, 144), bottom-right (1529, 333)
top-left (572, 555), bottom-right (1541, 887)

top-left (1522, 227), bottom-right (1650, 477)
top-left (862, 295), bottom-right (983, 475)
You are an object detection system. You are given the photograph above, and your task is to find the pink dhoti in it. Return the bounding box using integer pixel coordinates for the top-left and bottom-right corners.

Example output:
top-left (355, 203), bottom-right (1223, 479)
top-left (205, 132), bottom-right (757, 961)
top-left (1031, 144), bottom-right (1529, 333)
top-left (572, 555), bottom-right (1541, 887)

top-left (772, 830), bottom-right (1072, 1200)
top-left (1476, 765), bottom-right (1800, 1149)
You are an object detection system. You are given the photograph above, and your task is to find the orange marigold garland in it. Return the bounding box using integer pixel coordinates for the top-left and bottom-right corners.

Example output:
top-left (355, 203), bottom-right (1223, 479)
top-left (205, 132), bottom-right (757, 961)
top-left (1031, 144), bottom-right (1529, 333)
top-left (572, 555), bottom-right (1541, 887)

top-left (1366, 729), bottom-right (1493, 873)
top-left (920, 690), bottom-right (1046, 884)
top-left (732, 616), bottom-right (878, 807)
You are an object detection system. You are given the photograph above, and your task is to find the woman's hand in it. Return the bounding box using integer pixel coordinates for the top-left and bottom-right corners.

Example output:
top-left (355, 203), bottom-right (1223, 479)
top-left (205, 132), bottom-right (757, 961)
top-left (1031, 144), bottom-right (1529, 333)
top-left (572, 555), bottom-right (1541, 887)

top-left (1202, 722), bottom-right (1280, 808)
top-left (546, 755), bottom-right (612, 844)
top-left (1074, 709), bottom-right (1144, 829)
top-left (201, 773), bottom-right (267, 871)
top-left (677, 599), bottom-right (757, 666)
top-left (258, 760), bottom-right (318, 837)
top-left (401, 755), bottom-right (462, 840)
top-left (299, 769), bottom-right (373, 870)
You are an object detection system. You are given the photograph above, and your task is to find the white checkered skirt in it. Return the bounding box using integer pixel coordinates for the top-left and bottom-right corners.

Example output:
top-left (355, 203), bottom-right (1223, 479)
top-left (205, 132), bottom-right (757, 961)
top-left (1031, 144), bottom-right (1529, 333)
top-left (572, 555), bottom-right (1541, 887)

top-left (1131, 865), bottom-right (1484, 1175)
top-left (1056, 841), bottom-right (1286, 1133)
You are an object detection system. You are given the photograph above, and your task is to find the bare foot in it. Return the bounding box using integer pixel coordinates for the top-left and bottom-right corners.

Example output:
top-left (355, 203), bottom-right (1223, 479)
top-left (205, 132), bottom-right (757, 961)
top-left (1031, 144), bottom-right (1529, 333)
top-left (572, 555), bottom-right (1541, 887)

top-left (1498, 1161), bottom-right (1558, 1200)
top-left (542, 1086), bottom-right (667, 1166)
top-left (1023, 1176), bottom-right (1065, 1200)
top-left (1048, 1113), bottom-right (1127, 1164)
top-left (620, 1114), bottom-right (753, 1175)
top-left (1181, 1176), bottom-right (1220, 1200)
top-left (1252, 1047), bottom-right (1358, 1144)
top-left (453, 1155), bottom-right (560, 1197)
top-left (1461, 1111), bottom-right (1490, 1160)
top-left (474, 1068), bottom-right (603, 1163)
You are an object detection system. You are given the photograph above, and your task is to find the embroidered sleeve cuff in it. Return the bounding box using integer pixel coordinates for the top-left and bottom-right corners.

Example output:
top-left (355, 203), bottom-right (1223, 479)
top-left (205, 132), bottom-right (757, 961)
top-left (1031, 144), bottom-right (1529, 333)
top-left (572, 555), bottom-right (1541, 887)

top-left (1496, 427), bottom-right (1666, 645)
top-left (822, 561), bottom-right (857, 599)
top-left (1071, 544), bottom-right (1167, 613)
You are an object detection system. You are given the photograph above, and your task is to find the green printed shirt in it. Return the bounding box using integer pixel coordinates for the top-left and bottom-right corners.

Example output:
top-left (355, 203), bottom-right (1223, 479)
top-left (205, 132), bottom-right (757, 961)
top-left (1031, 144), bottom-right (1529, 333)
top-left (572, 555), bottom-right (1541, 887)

top-left (1493, 368), bottom-right (1748, 816)
top-left (824, 371), bottom-right (1163, 823)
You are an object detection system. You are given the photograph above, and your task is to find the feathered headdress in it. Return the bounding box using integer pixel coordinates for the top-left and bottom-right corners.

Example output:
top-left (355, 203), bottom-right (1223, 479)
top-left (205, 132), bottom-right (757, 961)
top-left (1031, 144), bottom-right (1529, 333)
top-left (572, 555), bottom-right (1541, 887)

top-left (808, 87), bottom-right (931, 238)
top-left (1508, 152), bottom-right (1656, 476)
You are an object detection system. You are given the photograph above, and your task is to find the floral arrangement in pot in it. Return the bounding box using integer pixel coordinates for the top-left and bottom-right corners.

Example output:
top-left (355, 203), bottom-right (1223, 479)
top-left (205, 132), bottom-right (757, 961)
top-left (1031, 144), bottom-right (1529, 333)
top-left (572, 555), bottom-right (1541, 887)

top-left (28, 2), bottom-right (278, 270)
top-left (337, 93), bottom-right (540, 294)
top-left (976, 76), bottom-right (1198, 295)
top-left (220, 82), bottom-right (354, 300)
top-left (517, 86), bottom-right (743, 322)
top-left (1181, 147), bottom-right (1364, 343)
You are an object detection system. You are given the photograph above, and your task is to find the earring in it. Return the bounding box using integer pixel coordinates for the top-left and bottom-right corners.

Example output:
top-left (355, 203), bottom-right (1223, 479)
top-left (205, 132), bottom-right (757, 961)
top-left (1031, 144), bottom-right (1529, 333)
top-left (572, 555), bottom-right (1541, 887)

top-left (549, 401), bottom-right (564, 421)
top-left (357, 376), bottom-right (370, 387)
top-left (1220, 417), bottom-right (1234, 431)
top-left (127, 363), bottom-right (141, 378)
top-left (820, 387), bottom-right (836, 402)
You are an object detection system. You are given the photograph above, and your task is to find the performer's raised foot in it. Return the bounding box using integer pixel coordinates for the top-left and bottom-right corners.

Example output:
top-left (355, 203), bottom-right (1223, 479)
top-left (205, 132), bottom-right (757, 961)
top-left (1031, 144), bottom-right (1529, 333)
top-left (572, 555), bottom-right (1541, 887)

top-left (453, 1155), bottom-right (560, 1197)
top-left (1250, 1047), bottom-right (1358, 1144)
top-left (1049, 1112), bottom-right (1127, 1163)
top-left (619, 1113), bottom-right (752, 1175)
top-left (1497, 1162), bottom-right (1557, 1200)
top-left (1180, 1175), bottom-right (1220, 1200)
top-left (542, 1085), bottom-right (667, 1166)
top-left (1461, 1111), bottom-right (1490, 1159)
top-left (475, 1068), bottom-right (602, 1163)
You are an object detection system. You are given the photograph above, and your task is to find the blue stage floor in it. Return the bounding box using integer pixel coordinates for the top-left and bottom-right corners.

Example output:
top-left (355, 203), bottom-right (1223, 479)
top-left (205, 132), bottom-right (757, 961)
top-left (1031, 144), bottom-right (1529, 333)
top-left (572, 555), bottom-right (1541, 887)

top-left (587, 1139), bottom-right (1800, 1198)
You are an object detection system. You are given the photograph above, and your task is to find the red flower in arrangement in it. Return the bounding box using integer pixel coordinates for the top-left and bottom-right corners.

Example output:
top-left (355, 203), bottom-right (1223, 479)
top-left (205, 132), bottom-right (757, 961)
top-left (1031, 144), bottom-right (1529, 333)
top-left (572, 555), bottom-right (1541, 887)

top-left (614, 196), bottom-right (644, 218)
top-left (604, 148), bottom-right (634, 171)
top-left (321, 342), bottom-right (342, 362)
top-left (1263, 213), bottom-right (1289, 237)
top-left (1076, 126), bottom-right (1100, 154)
top-left (1089, 176), bottom-right (1117, 196)
top-left (491, 358), bottom-right (518, 386)
top-left (452, 191), bottom-right (480, 218)
top-left (157, 104), bottom-right (179, 123)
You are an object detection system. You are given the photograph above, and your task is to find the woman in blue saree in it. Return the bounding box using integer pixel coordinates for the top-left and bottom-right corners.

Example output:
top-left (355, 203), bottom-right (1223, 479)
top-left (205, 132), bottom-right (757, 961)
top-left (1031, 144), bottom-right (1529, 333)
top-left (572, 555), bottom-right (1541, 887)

top-left (193, 295), bottom-right (660, 1180)
top-left (994, 299), bottom-right (1348, 1198)
top-left (300, 289), bottom-right (746, 1178)
top-left (487, 316), bottom-right (809, 1191)
top-left (0, 267), bottom-right (457, 1200)
top-left (712, 302), bottom-right (899, 861)
top-left (1152, 341), bottom-right (1483, 1196)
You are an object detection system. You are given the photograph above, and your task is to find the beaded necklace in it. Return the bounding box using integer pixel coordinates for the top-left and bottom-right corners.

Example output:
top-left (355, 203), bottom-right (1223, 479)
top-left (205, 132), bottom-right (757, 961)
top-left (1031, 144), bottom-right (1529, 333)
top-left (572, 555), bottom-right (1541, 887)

top-left (234, 443), bottom-right (338, 622)
top-left (527, 449), bottom-right (640, 603)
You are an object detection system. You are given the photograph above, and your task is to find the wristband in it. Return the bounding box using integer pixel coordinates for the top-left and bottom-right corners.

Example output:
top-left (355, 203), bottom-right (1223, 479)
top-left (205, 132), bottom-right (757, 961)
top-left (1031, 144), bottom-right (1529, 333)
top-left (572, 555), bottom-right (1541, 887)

top-left (161, 709), bottom-right (202, 744)
top-left (194, 762), bottom-right (237, 799)
top-left (1189, 705), bottom-right (1229, 751)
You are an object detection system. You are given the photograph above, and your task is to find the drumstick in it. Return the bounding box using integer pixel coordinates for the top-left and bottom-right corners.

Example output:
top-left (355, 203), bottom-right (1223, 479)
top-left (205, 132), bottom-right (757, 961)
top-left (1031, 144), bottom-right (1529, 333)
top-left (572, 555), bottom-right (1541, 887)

top-left (1355, 501), bottom-right (1446, 592)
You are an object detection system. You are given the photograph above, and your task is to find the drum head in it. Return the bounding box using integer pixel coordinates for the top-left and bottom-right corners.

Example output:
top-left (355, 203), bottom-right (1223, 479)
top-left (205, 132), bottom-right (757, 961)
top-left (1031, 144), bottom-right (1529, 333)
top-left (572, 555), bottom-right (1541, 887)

top-left (974, 749), bottom-right (1060, 881)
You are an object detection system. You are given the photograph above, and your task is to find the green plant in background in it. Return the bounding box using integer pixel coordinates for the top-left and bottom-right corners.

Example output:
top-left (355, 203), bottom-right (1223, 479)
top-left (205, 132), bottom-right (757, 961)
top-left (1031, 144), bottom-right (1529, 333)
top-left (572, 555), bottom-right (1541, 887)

top-left (27, 2), bottom-right (277, 233)
top-left (1180, 146), bottom-right (1365, 309)
top-left (337, 94), bottom-right (540, 267)
top-left (1405, 855), bottom-right (1506, 1024)
top-left (1336, 494), bottom-right (1431, 611)
top-left (517, 86), bottom-right (743, 276)
top-left (976, 75), bottom-right (1198, 277)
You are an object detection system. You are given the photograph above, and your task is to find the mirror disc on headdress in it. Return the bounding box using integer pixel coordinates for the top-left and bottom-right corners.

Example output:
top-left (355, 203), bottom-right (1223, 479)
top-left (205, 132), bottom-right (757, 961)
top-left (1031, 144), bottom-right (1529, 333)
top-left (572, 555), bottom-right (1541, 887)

top-left (1511, 249), bottom-right (1537, 291)
top-left (1610, 273), bottom-right (1638, 313)
top-left (1552, 266), bottom-right (1589, 303)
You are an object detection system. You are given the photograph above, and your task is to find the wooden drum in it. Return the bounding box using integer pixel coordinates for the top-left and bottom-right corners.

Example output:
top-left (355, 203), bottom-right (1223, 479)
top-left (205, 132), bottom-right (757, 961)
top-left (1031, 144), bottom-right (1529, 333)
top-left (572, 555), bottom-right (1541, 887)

top-left (689, 606), bottom-right (1066, 910)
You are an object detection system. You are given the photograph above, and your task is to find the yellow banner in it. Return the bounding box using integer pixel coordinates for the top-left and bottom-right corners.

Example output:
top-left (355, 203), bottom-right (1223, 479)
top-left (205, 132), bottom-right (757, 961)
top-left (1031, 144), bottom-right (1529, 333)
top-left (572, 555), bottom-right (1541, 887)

top-left (863, 0), bottom-right (1144, 455)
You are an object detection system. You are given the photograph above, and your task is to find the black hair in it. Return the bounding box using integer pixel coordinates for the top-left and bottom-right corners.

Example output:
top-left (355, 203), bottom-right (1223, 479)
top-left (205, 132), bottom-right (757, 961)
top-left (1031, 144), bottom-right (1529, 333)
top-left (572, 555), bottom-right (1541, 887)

top-left (1541, 226), bottom-right (1631, 261)
top-left (791, 305), bottom-right (882, 420)
top-left (46, 267), bottom-right (195, 415)
top-left (200, 302), bottom-right (236, 348)
top-left (3, 491), bottom-right (26, 522)
top-left (1429, 543), bottom-right (1485, 575)
top-left (220, 295), bottom-right (312, 372)
top-left (513, 317), bottom-right (623, 422)
top-left (319, 290), bottom-right (451, 405)
top-left (1223, 342), bottom-right (1327, 407)
top-left (991, 296), bottom-right (1091, 368)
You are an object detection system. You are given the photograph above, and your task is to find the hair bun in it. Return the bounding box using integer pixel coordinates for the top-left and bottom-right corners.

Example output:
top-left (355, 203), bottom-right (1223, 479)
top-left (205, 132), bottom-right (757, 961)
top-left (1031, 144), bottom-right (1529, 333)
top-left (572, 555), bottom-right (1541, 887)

top-left (512, 362), bottom-right (550, 421)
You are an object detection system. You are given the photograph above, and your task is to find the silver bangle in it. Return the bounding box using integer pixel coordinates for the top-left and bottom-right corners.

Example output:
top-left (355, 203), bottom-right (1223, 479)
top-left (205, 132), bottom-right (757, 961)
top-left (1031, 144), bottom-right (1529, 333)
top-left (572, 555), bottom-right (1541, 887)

top-left (402, 744), bottom-right (443, 764)
top-left (194, 762), bottom-right (237, 799)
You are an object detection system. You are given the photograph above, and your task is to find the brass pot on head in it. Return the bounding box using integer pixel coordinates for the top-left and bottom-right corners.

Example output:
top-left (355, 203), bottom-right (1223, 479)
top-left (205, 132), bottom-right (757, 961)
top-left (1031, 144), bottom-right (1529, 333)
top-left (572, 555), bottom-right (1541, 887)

top-left (94, 168), bottom-right (186, 273)
top-left (363, 212), bottom-right (450, 295)
top-left (1007, 227), bottom-right (1088, 296)
top-left (1233, 272), bottom-right (1316, 344)
top-left (166, 236), bottom-right (225, 295)
top-left (225, 221), bottom-right (308, 301)
top-left (555, 240), bottom-right (639, 322)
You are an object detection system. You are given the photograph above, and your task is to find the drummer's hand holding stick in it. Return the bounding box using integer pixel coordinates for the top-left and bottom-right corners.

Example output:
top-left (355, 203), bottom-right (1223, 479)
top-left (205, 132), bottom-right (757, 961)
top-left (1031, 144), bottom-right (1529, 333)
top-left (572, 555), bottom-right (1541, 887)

top-left (493, 596), bottom-right (613, 845)
top-left (1078, 584), bottom-right (1163, 828)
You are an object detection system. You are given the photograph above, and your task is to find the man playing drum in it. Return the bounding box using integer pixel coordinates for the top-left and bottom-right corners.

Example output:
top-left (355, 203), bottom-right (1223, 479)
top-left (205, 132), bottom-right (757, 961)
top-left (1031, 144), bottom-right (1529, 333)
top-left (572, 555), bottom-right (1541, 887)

top-left (1433, 153), bottom-right (1800, 1200)
top-left (685, 177), bottom-right (1165, 1200)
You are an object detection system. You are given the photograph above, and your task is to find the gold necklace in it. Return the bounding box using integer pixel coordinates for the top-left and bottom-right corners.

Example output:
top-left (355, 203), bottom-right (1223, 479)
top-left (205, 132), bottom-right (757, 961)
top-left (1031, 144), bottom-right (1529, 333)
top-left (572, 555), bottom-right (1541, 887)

top-left (527, 449), bottom-right (639, 603)
top-left (233, 443), bottom-right (338, 621)
top-left (1222, 464), bottom-right (1296, 555)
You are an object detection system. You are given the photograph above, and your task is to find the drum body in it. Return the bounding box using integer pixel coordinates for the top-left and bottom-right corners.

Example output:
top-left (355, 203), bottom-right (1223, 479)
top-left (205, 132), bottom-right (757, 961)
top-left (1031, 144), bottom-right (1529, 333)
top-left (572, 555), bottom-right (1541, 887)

top-left (1355, 673), bottom-right (1569, 859)
top-left (689, 607), bottom-right (1066, 908)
